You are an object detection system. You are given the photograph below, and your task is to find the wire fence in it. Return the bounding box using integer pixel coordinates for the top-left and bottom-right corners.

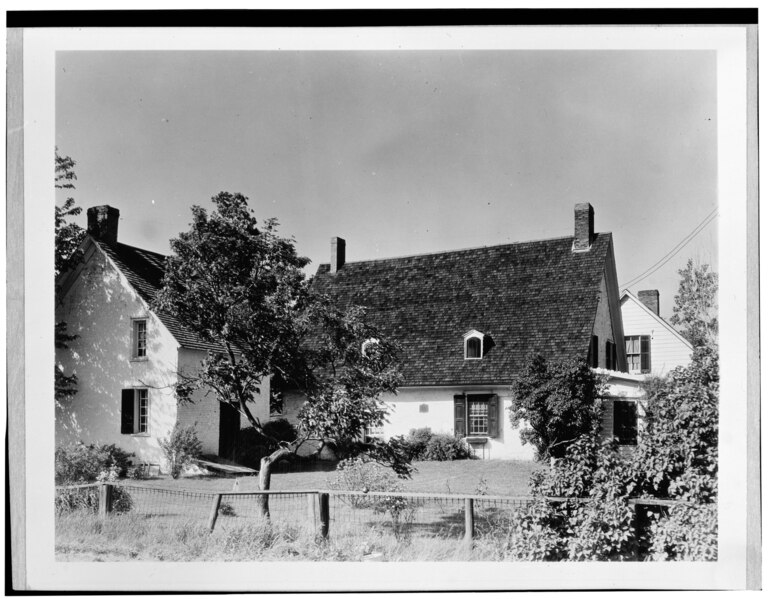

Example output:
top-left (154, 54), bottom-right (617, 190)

top-left (55, 482), bottom-right (696, 549)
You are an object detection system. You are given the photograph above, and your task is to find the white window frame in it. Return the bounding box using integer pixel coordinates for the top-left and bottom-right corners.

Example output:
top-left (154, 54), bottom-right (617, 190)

top-left (132, 318), bottom-right (148, 360)
top-left (467, 398), bottom-right (490, 435)
top-left (134, 388), bottom-right (149, 435)
top-left (463, 330), bottom-right (485, 360)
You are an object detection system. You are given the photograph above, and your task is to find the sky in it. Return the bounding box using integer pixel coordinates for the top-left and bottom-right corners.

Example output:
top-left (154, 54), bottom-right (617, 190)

top-left (56, 50), bottom-right (718, 320)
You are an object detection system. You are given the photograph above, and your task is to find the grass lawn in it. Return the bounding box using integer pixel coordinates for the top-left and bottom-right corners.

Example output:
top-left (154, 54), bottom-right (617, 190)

top-left (125, 459), bottom-right (543, 496)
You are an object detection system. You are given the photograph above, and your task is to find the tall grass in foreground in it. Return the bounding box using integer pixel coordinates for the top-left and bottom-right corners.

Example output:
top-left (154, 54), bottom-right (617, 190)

top-left (55, 512), bottom-right (510, 562)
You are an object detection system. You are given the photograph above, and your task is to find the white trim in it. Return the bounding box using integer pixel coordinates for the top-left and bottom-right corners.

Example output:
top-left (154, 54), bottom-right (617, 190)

top-left (463, 329), bottom-right (484, 360)
top-left (620, 290), bottom-right (694, 350)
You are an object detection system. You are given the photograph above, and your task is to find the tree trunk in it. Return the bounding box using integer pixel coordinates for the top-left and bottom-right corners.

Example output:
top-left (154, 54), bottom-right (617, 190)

top-left (257, 447), bottom-right (293, 518)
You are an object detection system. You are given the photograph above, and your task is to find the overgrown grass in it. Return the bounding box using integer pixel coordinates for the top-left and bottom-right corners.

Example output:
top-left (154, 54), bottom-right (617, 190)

top-left (55, 510), bottom-right (518, 562)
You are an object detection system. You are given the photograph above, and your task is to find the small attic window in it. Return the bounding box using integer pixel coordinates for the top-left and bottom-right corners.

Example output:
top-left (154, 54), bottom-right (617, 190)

top-left (463, 330), bottom-right (485, 360)
top-left (361, 338), bottom-right (380, 357)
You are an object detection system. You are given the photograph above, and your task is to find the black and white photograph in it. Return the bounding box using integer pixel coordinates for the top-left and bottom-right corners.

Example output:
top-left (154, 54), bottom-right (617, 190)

top-left (8, 13), bottom-right (758, 592)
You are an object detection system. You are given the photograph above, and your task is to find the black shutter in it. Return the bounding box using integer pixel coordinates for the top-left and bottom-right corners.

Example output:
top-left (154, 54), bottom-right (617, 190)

top-left (612, 343), bottom-right (618, 371)
top-left (605, 340), bottom-right (612, 369)
top-left (640, 335), bottom-right (651, 373)
top-left (487, 395), bottom-right (499, 438)
top-left (121, 389), bottom-right (134, 434)
top-left (589, 335), bottom-right (598, 367)
top-left (453, 394), bottom-right (466, 438)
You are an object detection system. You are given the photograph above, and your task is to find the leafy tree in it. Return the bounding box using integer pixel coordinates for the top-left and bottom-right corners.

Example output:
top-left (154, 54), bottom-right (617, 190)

top-left (670, 259), bottom-right (718, 349)
top-left (55, 149), bottom-right (85, 403)
top-left (154, 192), bottom-right (408, 516)
top-left (506, 347), bottom-right (718, 561)
top-left (509, 356), bottom-right (605, 460)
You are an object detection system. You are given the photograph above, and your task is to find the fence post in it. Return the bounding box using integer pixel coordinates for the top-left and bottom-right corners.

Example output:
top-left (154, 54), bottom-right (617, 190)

top-left (307, 492), bottom-right (318, 532)
top-left (318, 492), bottom-right (330, 540)
top-left (464, 497), bottom-right (474, 548)
top-left (633, 500), bottom-right (648, 559)
top-left (98, 483), bottom-right (113, 520)
top-left (208, 494), bottom-right (223, 532)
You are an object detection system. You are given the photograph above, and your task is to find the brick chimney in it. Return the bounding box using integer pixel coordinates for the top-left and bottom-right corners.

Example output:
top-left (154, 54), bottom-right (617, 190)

top-left (573, 203), bottom-right (595, 252)
top-left (638, 289), bottom-right (660, 316)
top-left (87, 205), bottom-right (120, 245)
top-left (330, 237), bottom-right (346, 273)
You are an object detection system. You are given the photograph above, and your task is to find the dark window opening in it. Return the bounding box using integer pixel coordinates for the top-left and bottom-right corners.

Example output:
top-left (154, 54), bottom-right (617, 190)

top-left (613, 400), bottom-right (638, 445)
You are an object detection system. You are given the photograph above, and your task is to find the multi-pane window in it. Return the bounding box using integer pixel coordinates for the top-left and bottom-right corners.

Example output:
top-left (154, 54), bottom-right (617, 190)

top-left (625, 335), bottom-right (651, 374)
top-left (468, 400), bottom-right (489, 435)
top-left (121, 388), bottom-right (149, 434)
top-left (364, 424), bottom-right (384, 441)
top-left (465, 336), bottom-right (482, 359)
top-left (613, 400), bottom-right (638, 445)
top-left (133, 319), bottom-right (147, 359)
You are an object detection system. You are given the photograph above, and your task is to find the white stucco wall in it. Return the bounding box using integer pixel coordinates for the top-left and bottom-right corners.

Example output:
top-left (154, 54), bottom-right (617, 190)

top-left (55, 243), bottom-right (180, 468)
top-left (620, 295), bottom-right (693, 375)
top-left (282, 386), bottom-right (536, 460)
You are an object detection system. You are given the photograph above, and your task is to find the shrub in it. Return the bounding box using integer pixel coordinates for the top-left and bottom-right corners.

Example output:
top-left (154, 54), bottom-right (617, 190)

top-left (55, 442), bottom-right (135, 484)
top-left (403, 427), bottom-right (432, 460)
top-left (159, 424), bottom-right (203, 479)
top-left (55, 463), bottom-right (132, 515)
top-left (263, 418), bottom-right (298, 443)
top-left (422, 434), bottom-right (473, 461)
top-left (646, 504), bottom-right (718, 561)
top-left (327, 457), bottom-right (403, 509)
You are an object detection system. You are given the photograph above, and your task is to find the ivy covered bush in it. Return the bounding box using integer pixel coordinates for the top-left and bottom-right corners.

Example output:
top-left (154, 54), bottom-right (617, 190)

top-left (505, 347), bottom-right (718, 561)
top-left (234, 418), bottom-right (298, 470)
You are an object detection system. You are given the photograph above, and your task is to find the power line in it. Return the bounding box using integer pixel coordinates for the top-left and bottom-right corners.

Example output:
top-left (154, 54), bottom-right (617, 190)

top-left (620, 208), bottom-right (718, 289)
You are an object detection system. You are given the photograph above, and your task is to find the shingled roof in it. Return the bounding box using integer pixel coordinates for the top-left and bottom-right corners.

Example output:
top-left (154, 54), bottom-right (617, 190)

top-left (94, 239), bottom-right (222, 353)
top-left (311, 233), bottom-right (614, 386)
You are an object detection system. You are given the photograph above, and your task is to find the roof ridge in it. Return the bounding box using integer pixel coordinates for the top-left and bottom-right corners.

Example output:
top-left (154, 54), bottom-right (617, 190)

top-left (319, 232), bottom-right (610, 268)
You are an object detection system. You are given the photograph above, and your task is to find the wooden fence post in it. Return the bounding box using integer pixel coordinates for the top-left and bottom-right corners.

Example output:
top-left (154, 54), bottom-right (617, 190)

top-left (318, 493), bottom-right (330, 540)
top-left (307, 492), bottom-right (318, 532)
top-left (208, 493), bottom-right (223, 532)
top-left (98, 483), bottom-right (113, 520)
top-left (464, 497), bottom-right (474, 548)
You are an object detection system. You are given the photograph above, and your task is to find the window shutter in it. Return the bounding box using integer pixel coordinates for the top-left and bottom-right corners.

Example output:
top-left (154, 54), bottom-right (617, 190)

top-left (605, 340), bottom-right (612, 369)
top-left (121, 389), bottom-right (134, 434)
top-left (453, 394), bottom-right (466, 438)
top-left (612, 343), bottom-right (618, 370)
top-left (589, 335), bottom-right (598, 367)
top-left (487, 394), bottom-right (499, 438)
top-left (640, 335), bottom-right (651, 372)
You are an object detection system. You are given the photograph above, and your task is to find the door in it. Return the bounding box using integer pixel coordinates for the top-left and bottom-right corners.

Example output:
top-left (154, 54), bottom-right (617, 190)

top-left (218, 402), bottom-right (241, 460)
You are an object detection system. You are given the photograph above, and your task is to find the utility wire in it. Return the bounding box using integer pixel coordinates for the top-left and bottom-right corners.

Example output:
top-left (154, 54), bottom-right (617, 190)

top-left (620, 208), bottom-right (718, 289)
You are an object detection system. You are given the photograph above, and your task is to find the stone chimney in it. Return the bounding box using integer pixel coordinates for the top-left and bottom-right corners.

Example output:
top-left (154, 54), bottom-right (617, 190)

top-left (573, 203), bottom-right (595, 252)
top-left (87, 205), bottom-right (120, 246)
top-left (638, 289), bottom-right (660, 316)
top-left (330, 237), bottom-right (346, 273)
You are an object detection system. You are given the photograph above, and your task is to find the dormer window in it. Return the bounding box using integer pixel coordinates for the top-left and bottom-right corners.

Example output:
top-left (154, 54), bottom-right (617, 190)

top-left (463, 330), bottom-right (485, 360)
top-left (361, 338), bottom-right (380, 357)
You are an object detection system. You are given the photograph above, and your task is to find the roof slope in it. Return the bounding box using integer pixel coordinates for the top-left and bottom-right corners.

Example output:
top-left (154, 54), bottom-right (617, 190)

top-left (95, 239), bottom-right (222, 352)
top-left (312, 233), bottom-right (613, 386)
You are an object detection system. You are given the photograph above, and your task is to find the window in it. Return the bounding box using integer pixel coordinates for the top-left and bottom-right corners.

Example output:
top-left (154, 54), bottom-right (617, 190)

top-left (613, 400), bottom-right (638, 445)
top-left (588, 335), bottom-right (598, 367)
top-left (463, 330), bottom-right (485, 360)
top-left (605, 340), bottom-right (617, 370)
top-left (270, 390), bottom-right (284, 417)
top-left (364, 423), bottom-right (384, 441)
top-left (121, 388), bottom-right (149, 434)
top-left (625, 335), bottom-right (651, 374)
top-left (453, 394), bottom-right (499, 438)
top-left (132, 319), bottom-right (147, 359)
